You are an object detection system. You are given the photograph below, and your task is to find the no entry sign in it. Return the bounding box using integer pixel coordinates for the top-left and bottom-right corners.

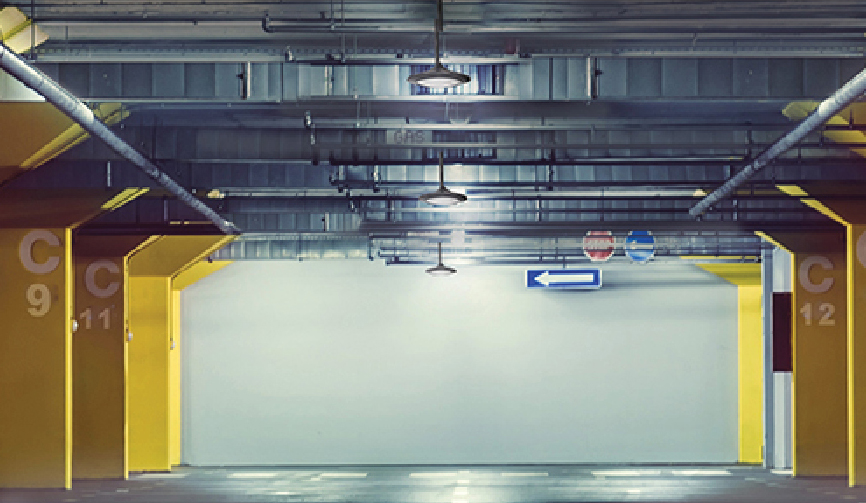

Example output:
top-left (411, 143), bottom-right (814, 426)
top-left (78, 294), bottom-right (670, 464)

top-left (583, 231), bottom-right (615, 262)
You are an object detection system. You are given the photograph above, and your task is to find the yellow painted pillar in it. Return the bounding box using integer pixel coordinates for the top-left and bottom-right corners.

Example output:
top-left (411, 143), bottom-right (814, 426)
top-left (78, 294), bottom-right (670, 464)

top-left (127, 235), bottom-right (233, 472)
top-left (694, 263), bottom-right (762, 463)
top-left (738, 284), bottom-right (764, 463)
top-left (170, 289), bottom-right (182, 466)
top-left (792, 249), bottom-right (848, 475)
top-left (71, 236), bottom-right (151, 480)
top-left (128, 274), bottom-right (173, 472)
top-left (847, 224), bottom-right (866, 485)
top-left (0, 228), bottom-right (73, 488)
top-left (760, 230), bottom-right (850, 477)
top-left (774, 186), bottom-right (866, 485)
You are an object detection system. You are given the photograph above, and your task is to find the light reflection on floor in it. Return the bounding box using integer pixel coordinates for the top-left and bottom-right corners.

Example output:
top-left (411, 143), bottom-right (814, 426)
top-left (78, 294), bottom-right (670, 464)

top-left (0, 465), bottom-right (862, 503)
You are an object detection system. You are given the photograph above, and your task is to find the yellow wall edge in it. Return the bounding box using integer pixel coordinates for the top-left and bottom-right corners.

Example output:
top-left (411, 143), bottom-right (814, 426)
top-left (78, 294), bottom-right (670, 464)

top-left (739, 285), bottom-right (764, 464)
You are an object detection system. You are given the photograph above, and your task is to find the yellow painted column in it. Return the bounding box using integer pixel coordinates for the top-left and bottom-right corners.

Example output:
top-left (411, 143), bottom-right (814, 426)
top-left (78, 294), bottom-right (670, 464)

top-left (127, 235), bottom-right (233, 471)
top-left (0, 228), bottom-right (73, 488)
top-left (792, 250), bottom-right (848, 476)
top-left (738, 284), bottom-right (764, 463)
top-left (170, 289), bottom-right (181, 466)
top-left (694, 262), bottom-right (762, 463)
top-left (72, 236), bottom-right (150, 480)
top-left (128, 275), bottom-right (173, 472)
top-left (773, 188), bottom-right (866, 484)
top-left (848, 224), bottom-right (866, 485)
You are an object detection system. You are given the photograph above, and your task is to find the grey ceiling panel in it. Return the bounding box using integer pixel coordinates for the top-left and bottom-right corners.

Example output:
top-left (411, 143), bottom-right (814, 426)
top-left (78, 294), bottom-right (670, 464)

top-left (698, 59), bottom-right (733, 97)
top-left (663, 59), bottom-right (698, 98)
top-left (122, 63), bottom-right (154, 98)
top-left (89, 63), bottom-right (121, 97)
top-left (152, 63), bottom-right (185, 97)
top-left (185, 63), bottom-right (216, 98)
top-left (768, 59), bottom-right (804, 98)
top-left (627, 59), bottom-right (661, 98)
top-left (733, 59), bottom-right (769, 98)
top-left (804, 58), bottom-right (840, 97)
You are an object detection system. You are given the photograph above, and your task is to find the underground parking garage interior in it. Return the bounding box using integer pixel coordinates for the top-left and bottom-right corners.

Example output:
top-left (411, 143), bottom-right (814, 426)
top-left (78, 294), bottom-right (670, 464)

top-left (10, 1), bottom-right (866, 502)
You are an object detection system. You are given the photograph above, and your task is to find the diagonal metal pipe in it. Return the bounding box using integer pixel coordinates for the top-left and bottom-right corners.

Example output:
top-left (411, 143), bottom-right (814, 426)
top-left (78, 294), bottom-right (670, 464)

top-left (690, 65), bottom-right (866, 218)
top-left (0, 42), bottom-right (240, 235)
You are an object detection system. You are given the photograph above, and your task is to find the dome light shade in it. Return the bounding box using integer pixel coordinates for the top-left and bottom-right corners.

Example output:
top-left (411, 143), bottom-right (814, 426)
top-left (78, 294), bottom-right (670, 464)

top-left (425, 263), bottom-right (457, 276)
top-left (407, 0), bottom-right (470, 90)
top-left (420, 152), bottom-right (467, 206)
top-left (420, 186), bottom-right (468, 206)
top-left (426, 242), bottom-right (456, 276)
top-left (408, 64), bottom-right (471, 89)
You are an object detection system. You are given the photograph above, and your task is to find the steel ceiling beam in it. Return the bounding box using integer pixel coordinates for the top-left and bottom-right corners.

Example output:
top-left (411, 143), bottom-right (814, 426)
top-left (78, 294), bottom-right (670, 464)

top-left (0, 41), bottom-right (240, 235)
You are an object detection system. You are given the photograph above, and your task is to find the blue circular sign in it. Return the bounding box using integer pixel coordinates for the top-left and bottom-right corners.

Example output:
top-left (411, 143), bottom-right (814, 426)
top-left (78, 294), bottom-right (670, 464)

top-left (625, 231), bottom-right (655, 263)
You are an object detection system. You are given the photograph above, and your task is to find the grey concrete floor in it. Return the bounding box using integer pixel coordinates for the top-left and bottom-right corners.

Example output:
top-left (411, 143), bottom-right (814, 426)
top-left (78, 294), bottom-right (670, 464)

top-left (0, 465), bottom-right (863, 503)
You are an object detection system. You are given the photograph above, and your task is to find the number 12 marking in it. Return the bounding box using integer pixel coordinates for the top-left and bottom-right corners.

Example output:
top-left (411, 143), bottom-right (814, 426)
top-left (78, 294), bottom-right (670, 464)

top-left (800, 302), bottom-right (836, 327)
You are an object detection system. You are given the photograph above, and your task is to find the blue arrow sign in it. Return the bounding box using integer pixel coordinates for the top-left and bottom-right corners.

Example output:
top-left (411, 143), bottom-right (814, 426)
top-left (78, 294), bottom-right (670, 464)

top-left (624, 231), bottom-right (655, 263)
top-left (526, 268), bottom-right (602, 289)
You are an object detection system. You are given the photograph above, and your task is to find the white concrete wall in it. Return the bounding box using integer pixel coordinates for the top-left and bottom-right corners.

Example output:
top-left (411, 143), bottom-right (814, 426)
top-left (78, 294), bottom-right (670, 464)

top-left (181, 261), bottom-right (738, 465)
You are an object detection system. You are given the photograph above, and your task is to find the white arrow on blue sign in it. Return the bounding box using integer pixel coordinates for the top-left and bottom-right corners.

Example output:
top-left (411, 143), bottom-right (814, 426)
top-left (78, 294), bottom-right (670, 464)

top-left (526, 268), bottom-right (602, 289)
top-left (625, 230), bottom-right (655, 263)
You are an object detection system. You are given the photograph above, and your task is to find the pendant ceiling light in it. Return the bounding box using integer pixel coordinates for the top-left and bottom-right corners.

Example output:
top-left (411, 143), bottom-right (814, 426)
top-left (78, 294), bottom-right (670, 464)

top-left (426, 242), bottom-right (457, 276)
top-left (407, 0), bottom-right (471, 89)
top-left (420, 152), bottom-right (468, 206)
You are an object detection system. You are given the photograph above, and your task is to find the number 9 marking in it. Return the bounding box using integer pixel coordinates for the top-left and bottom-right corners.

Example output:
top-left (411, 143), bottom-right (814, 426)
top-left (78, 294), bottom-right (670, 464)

top-left (26, 283), bottom-right (51, 317)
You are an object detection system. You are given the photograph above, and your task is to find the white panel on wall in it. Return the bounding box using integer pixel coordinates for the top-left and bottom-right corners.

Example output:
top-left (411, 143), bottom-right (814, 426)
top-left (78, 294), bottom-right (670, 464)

top-left (182, 261), bottom-right (737, 465)
top-left (773, 372), bottom-right (793, 469)
top-left (773, 247), bottom-right (793, 293)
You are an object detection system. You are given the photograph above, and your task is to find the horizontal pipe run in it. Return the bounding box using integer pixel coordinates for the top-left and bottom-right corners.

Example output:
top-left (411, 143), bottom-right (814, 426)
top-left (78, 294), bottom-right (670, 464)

top-left (320, 141), bottom-right (861, 150)
top-left (328, 157), bottom-right (743, 167)
top-left (690, 65), bottom-right (866, 217)
top-left (359, 220), bottom-right (834, 234)
top-left (0, 42), bottom-right (239, 235)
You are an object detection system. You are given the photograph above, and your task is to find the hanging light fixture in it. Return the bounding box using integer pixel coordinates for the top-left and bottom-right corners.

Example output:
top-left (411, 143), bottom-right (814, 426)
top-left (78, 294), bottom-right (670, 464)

top-left (407, 0), bottom-right (471, 89)
top-left (426, 242), bottom-right (457, 276)
top-left (420, 152), bottom-right (468, 206)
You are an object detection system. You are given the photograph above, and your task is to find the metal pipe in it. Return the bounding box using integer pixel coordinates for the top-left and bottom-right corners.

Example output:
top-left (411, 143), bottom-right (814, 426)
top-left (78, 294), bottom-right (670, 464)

top-left (0, 42), bottom-right (239, 235)
top-left (434, 0), bottom-right (442, 66)
top-left (327, 156), bottom-right (743, 166)
top-left (437, 151), bottom-right (445, 189)
top-left (761, 244), bottom-right (775, 468)
top-left (690, 65), bottom-right (866, 217)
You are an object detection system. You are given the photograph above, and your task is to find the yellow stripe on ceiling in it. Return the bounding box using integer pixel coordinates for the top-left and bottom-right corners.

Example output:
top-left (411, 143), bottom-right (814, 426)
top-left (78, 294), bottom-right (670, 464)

top-left (0, 6), bottom-right (29, 39)
top-left (100, 188), bottom-right (149, 211)
top-left (20, 103), bottom-right (129, 169)
top-left (783, 101), bottom-right (866, 158)
top-left (129, 235), bottom-right (236, 278)
top-left (172, 260), bottom-right (233, 291)
top-left (695, 262), bottom-right (762, 286)
top-left (754, 231), bottom-right (789, 253)
top-left (776, 184), bottom-right (848, 225)
top-left (0, 6), bottom-right (48, 54)
top-left (0, 102), bottom-right (131, 186)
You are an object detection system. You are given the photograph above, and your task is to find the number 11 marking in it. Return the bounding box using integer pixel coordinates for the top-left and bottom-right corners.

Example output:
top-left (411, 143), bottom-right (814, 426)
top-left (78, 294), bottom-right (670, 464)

top-left (79, 307), bottom-right (112, 330)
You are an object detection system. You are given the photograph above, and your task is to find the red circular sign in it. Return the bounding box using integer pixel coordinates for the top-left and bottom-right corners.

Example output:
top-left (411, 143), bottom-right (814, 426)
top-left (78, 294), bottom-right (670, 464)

top-left (583, 231), bottom-right (615, 262)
